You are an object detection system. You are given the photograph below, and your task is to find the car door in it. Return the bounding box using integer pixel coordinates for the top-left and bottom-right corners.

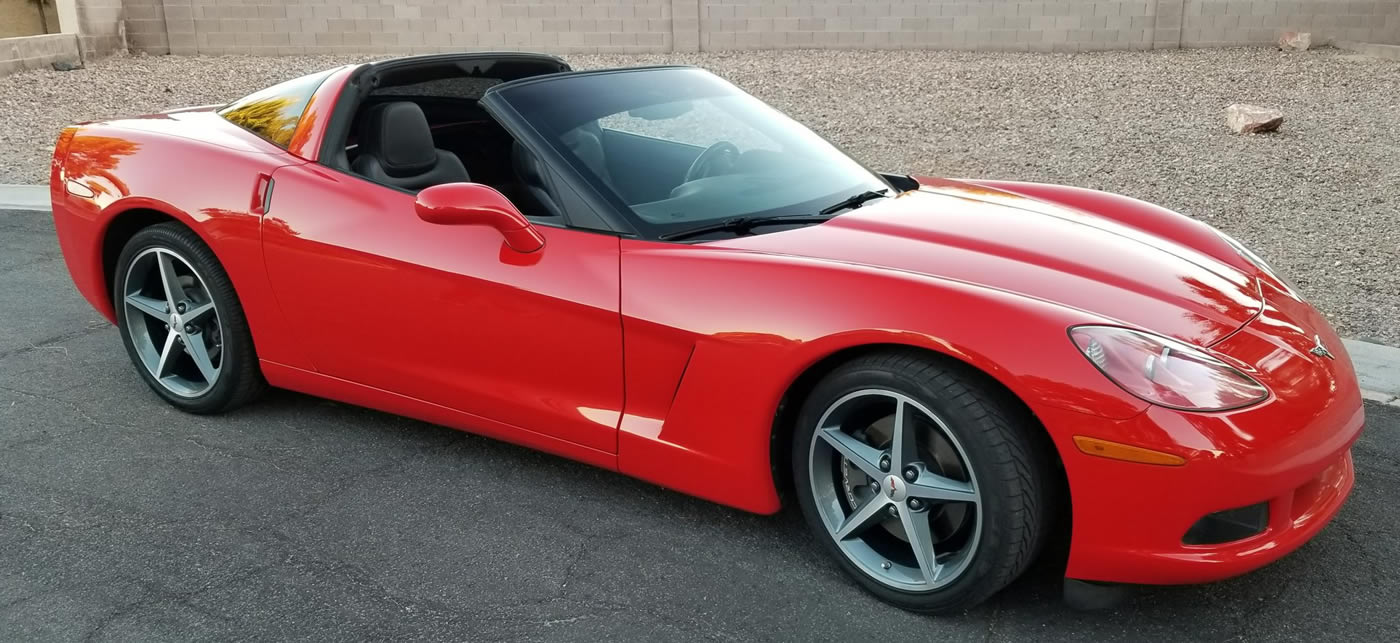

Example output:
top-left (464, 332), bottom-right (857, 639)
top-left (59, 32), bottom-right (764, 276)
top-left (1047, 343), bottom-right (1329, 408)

top-left (260, 164), bottom-right (624, 453)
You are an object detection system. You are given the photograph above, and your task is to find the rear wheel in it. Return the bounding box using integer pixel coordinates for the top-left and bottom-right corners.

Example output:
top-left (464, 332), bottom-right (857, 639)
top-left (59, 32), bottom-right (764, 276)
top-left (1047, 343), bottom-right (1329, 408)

top-left (791, 350), bottom-right (1052, 614)
top-left (114, 223), bottom-right (265, 414)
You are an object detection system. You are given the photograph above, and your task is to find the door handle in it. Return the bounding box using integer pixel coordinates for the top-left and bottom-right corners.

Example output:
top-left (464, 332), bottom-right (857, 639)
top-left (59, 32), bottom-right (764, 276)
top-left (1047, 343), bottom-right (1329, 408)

top-left (250, 172), bottom-right (275, 215)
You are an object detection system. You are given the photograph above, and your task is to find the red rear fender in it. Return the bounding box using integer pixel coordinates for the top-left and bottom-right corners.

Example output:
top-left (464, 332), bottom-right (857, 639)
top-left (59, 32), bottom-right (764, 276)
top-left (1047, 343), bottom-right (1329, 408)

top-left (50, 122), bottom-right (313, 369)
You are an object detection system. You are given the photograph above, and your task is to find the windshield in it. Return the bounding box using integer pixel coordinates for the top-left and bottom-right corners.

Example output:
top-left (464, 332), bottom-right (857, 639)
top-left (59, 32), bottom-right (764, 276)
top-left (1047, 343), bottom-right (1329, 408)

top-left (492, 67), bottom-right (889, 239)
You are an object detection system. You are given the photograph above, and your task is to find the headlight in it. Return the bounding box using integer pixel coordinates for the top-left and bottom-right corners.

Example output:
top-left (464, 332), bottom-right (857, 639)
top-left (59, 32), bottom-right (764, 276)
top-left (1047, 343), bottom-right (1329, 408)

top-left (1069, 326), bottom-right (1268, 412)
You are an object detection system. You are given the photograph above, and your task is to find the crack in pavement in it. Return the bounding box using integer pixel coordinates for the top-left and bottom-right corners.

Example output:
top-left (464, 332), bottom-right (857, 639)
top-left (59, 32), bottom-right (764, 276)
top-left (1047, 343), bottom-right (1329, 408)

top-left (0, 252), bottom-right (63, 275)
top-left (1331, 519), bottom-right (1384, 575)
top-left (0, 384), bottom-right (143, 436)
top-left (0, 589), bottom-right (53, 614)
top-left (80, 566), bottom-right (258, 642)
top-left (0, 322), bottom-right (112, 361)
top-left (0, 386), bottom-right (438, 484)
top-left (179, 434), bottom-right (293, 474)
top-left (0, 470), bottom-right (284, 542)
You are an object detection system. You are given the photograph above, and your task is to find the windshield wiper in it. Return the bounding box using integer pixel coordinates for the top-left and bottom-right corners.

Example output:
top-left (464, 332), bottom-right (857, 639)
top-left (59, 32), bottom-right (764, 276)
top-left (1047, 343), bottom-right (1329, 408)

top-left (818, 189), bottom-right (890, 215)
top-left (658, 215), bottom-right (833, 241)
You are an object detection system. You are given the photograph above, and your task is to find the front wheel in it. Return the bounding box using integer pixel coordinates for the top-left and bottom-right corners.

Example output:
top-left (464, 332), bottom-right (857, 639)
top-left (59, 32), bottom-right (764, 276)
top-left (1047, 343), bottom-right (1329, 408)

top-left (113, 223), bottom-right (265, 414)
top-left (791, 350), bottom-right (1053, 614)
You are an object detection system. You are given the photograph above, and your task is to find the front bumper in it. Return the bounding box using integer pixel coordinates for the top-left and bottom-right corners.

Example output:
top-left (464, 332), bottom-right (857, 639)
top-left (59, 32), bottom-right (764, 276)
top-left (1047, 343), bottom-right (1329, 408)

top-left (1047, 402), bottom-right (1360, 585)
top-left (1052, 403), bottom-right (1355, 588)
top-left (1047, 280), bottom-right (1365, 585)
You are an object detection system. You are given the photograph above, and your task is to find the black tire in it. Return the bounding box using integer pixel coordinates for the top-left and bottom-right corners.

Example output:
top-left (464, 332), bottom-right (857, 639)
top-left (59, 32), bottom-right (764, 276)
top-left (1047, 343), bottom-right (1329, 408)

top-left (113, 223), bottom-right (265, 414)
top-left (791, 349), bottom-right (1054, 614)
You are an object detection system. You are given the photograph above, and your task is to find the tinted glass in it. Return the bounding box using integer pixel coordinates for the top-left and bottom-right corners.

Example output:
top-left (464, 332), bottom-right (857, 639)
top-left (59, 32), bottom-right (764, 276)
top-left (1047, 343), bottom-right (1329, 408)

top-left (373, 76), bottom-right (502, 100)
top-left (219, 69), bottom-right (334, 149)
top-left (493, 68), bottom-right (888, 237)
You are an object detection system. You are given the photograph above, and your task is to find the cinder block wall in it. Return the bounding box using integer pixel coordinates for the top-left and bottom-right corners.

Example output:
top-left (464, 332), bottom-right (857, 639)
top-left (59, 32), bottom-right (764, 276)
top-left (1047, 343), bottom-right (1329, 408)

top-left (701, 0), bottom-right (1167, 51)
top-left (1182, 1), bottom-right (1399, 47)
top-left (156, 0), bottom-right (679, 56)
top-left (75, 0), bottom-right (125, 56)
top-left (699, 1), bottom-right (1399, 51)
top-left (111, 0), bottom-right (1400, 57)
top-left (124, 0), bottom-right (167, 53)
top-left (0, 33), bottom-right (82, 75)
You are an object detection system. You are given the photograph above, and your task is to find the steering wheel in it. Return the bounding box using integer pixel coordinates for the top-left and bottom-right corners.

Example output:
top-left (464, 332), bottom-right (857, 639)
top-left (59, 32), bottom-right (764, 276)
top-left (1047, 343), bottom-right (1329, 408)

top-left (683, 141), bottom-right (740, 183)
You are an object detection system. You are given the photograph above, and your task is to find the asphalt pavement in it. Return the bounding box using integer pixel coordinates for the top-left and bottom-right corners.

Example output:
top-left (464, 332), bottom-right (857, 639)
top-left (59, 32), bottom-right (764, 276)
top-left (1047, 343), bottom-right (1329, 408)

top-left (2, 208), bottom-right (1398, 642)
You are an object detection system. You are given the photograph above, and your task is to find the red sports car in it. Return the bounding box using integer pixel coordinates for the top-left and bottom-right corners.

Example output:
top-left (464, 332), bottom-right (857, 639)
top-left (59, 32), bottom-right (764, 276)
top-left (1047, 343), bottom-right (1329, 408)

top-left (50, 52), bottom-right (1363, 613)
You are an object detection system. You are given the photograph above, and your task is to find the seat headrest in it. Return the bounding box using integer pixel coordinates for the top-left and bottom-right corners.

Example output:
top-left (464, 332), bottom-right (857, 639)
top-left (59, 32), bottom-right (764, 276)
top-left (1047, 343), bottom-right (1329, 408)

top-left (512, 140), bottom-right (546, 186)
top-left (359, 102), bottom-right (436, 177)
top-left (560, 127), bottom-right (610, 185)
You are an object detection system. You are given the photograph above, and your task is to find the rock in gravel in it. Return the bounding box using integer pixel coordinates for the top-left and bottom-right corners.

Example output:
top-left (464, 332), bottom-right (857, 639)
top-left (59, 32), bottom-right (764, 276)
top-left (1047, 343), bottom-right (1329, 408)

top-left (51, 60), bottom-right (83, 72)
top-left (1225, 103), bottom-right (1284, 134)
top-left (1278, 31), bottom-right (1312, 52)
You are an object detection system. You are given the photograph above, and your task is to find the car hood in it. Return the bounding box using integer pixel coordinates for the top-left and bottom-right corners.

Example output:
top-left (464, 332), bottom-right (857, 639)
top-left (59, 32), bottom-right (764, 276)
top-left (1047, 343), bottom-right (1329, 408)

top-left (712, 180), bottom-right (1261, 346)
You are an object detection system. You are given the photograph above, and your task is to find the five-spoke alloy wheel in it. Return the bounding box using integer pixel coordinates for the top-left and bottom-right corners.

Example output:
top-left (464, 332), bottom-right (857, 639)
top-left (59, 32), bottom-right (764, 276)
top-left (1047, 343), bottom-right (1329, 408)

top-left (122, 247), bottom-right (223, 397)
top-left (114, 223), bottom-right (264, 413)
top-left (793, 350), bottom-right (1054, 614)
top-left (809, 389), bottom-right (983, 592)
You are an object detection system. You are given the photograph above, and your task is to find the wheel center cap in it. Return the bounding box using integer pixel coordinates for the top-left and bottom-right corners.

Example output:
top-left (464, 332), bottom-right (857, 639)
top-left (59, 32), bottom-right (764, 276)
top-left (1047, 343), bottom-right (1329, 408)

top-left (169, 313), bottom-right (181, 328)
top-left (883, 475), bottom-right (907, 502)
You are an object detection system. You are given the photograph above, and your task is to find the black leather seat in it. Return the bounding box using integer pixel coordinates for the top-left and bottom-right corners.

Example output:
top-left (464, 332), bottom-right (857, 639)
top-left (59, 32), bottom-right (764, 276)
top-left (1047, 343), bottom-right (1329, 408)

top-left (512, 140), bottom-right (563, 218)
top-left (560, 123), bottom-right (612, 186)
top-left (351, 101), bottom-right (470, 191)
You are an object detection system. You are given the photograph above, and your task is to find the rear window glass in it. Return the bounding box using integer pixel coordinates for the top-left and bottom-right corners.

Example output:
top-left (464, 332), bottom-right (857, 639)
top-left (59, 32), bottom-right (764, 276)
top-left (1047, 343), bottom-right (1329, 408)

top-left (218, 69), bottom-right (334, 149)
top-left (372, 77), bottom-right (502, 101)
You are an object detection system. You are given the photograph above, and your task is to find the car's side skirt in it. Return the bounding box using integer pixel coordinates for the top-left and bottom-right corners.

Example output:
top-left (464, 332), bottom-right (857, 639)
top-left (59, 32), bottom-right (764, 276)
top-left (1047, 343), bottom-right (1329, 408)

top-left (260, 360), bottom-right (619, 472)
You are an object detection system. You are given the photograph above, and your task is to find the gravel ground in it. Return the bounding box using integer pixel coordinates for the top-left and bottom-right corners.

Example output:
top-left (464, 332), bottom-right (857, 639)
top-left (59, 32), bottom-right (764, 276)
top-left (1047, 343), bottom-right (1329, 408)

top-left (1, 48), bottom-right (1396, 344)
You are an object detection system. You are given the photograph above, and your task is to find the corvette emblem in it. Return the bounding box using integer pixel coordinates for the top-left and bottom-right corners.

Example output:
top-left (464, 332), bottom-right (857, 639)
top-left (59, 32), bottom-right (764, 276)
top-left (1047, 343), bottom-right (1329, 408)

top-left (883, 475), bottom-right (907, 502)
top-left (1309, 335), bottom-right (1335, 360)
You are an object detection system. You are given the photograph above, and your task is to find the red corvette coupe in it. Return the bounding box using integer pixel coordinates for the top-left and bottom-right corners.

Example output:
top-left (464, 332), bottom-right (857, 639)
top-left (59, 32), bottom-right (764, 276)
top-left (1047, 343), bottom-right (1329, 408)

top-left (50, 52), bottom-right (1363, 613)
